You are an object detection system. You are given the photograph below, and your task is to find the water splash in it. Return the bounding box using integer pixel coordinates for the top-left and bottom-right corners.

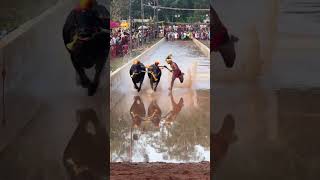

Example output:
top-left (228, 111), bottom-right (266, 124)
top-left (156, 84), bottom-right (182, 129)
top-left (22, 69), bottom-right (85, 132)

top-left (211, 0), bottom-right (279, 81)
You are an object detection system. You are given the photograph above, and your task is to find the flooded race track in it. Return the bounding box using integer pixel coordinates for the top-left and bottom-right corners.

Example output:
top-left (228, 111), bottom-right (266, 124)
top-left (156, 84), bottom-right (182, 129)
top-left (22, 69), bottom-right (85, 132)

top-left (110, 41), bottom-right (210, 163)
top-left (212, 0), bottom-right (320, 179)
top-left (213, 84), bottom-right (320, 179)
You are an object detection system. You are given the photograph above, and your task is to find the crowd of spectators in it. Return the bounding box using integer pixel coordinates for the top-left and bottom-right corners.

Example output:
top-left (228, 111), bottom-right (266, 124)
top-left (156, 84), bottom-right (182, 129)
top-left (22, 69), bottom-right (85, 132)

top-left (110, 27), bottom-right (158, 58)
top-left (110, 24), bottom-right (209, 58)
top-left (164, 24), bottom-right (210, 41)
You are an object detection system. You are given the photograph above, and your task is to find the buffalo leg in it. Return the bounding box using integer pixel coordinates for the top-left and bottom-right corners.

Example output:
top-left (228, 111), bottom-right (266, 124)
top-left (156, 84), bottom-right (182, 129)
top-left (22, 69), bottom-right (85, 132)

top-left (88, 56), bottom-right (107, 96)
top-left (154, 81), bottom-right (159, 91)
top-left (71, 55), bottom-right (90, 88)
top-left (133, 80), bottom-right (139, 90)
top-left (138, 75), bottom-right (145, 92)
top-left (138, 81), bottom-right (143, 92)
top-left (150, 79), bottom-right (154, 90)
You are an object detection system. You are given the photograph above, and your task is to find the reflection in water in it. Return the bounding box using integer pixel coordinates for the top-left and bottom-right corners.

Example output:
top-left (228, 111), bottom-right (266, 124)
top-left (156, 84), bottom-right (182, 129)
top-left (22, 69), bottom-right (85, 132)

top-left (110, 40), bottom-right (210, 163)
top-left (129, 93), bottom-right (184, 130)
top-left (110, 90), bottom-right (210, 163)
top-left (130, 96), bottom-right (146, 128)
top-left (63, 109), bottom-right (108, 180)
top-left (212, 114), bottom-right (237, 168)
top-left (213, 85), bottom-right (320, 179)
top-left (163, 92), bottom-right (184, 126)
top-left (211, 0), bottom-right (320, 179)
top-left (147, 99), bottom-right (162, 128)
top-left (129, 96), bottom-right (163, 130)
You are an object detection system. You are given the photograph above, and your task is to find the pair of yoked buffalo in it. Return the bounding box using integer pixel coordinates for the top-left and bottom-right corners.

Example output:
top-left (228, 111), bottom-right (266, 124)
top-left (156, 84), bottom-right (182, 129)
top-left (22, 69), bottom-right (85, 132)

top-left (130, 60), bottom-right (164, 92)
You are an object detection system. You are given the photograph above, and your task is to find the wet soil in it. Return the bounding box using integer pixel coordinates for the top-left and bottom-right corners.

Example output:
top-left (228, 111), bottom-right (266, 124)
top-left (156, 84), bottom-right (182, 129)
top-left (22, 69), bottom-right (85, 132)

top-left (110, 162), bottom-right (210, 180)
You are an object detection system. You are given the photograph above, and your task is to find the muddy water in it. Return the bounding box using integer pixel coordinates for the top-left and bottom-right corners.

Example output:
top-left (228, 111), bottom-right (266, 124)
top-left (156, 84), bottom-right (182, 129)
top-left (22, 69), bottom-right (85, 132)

top-left (110, 41), bottom-right (210, 163)
top-left (213, 0), bottom-right (320, 179)
top-left (213, 84), bottom-right (320, 179)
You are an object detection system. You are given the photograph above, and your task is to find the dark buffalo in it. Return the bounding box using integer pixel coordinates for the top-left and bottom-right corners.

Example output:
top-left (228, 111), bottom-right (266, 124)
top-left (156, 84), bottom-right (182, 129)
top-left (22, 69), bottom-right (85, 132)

top-left (129, 62), bottom-right (146, 92)
top-left (147, 64), bottom-right (162, 91)
top-left (130, 96), bottom-right (146, 128)
top-left (147, 99), bottom-right (162, 128)
top-left (212, 114), bottom-right (237, 167)
top-left (63, 5), bottom-right (109, 96)
top-left (63, 108), bottom-right (108, 180)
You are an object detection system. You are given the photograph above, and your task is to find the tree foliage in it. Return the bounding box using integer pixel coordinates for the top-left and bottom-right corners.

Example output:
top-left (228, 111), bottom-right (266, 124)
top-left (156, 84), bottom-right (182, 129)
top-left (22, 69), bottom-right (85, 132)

top-left (111, 0), bottom-right (209, 23)
top-left (111, 0), bottom-right (129, 21)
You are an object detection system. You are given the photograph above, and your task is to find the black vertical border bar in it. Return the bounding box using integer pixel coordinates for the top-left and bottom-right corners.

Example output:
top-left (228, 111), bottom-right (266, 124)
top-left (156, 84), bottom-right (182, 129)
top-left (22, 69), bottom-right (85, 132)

top-left (209, 1), bottom-right (214, 179)
top-left (105, 0), bottom-right (111, 179)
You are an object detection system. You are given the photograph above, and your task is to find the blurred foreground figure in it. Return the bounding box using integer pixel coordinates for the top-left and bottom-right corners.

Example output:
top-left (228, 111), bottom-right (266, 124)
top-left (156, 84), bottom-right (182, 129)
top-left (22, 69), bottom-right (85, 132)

top-left (212, 114), bottom-right (237, 168)
top-left (63, 0), bottom-right (109, 96)
top-left (63, 108), bottom-right (108, 180)
top-left (211, 6), bottom-right (238, 68)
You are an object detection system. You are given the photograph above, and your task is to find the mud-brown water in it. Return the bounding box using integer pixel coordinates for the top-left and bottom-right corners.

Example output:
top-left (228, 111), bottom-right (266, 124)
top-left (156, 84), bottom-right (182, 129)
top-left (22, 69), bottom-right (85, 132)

top-left (110, 41), bottom-right (210, 163)
top-left (212, 0), bottom-right (320, 179)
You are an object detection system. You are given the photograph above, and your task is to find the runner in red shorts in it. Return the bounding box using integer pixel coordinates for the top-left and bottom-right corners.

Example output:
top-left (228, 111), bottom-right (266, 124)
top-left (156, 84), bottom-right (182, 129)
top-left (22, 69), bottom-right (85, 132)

top-left (165, 54), bottom-right (184, 91)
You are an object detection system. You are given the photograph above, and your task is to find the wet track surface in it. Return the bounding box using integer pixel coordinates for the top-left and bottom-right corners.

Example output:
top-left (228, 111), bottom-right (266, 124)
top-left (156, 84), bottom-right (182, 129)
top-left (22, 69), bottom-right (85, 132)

top-left (0, 1), bottom-right (109, 176)
top-left (110, 41), bottom-right (210, 163)
top-left (213, 83), bottom-right (320, 179)
top-left (213, 0), bottom-right (320, 179)
top-left (0, 96), bottom-right (108, 180)
top-left (0, 0), bottom-right (319, 179)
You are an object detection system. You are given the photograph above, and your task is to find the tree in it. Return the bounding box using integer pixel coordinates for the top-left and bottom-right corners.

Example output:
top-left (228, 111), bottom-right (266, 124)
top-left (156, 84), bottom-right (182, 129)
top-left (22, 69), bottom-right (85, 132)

top-left (111, 0), bottom-right (129, 21)
top-left (157, 0), bottom-right (209, 23)
top-left (111, 0), bottom-right (210, 23)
